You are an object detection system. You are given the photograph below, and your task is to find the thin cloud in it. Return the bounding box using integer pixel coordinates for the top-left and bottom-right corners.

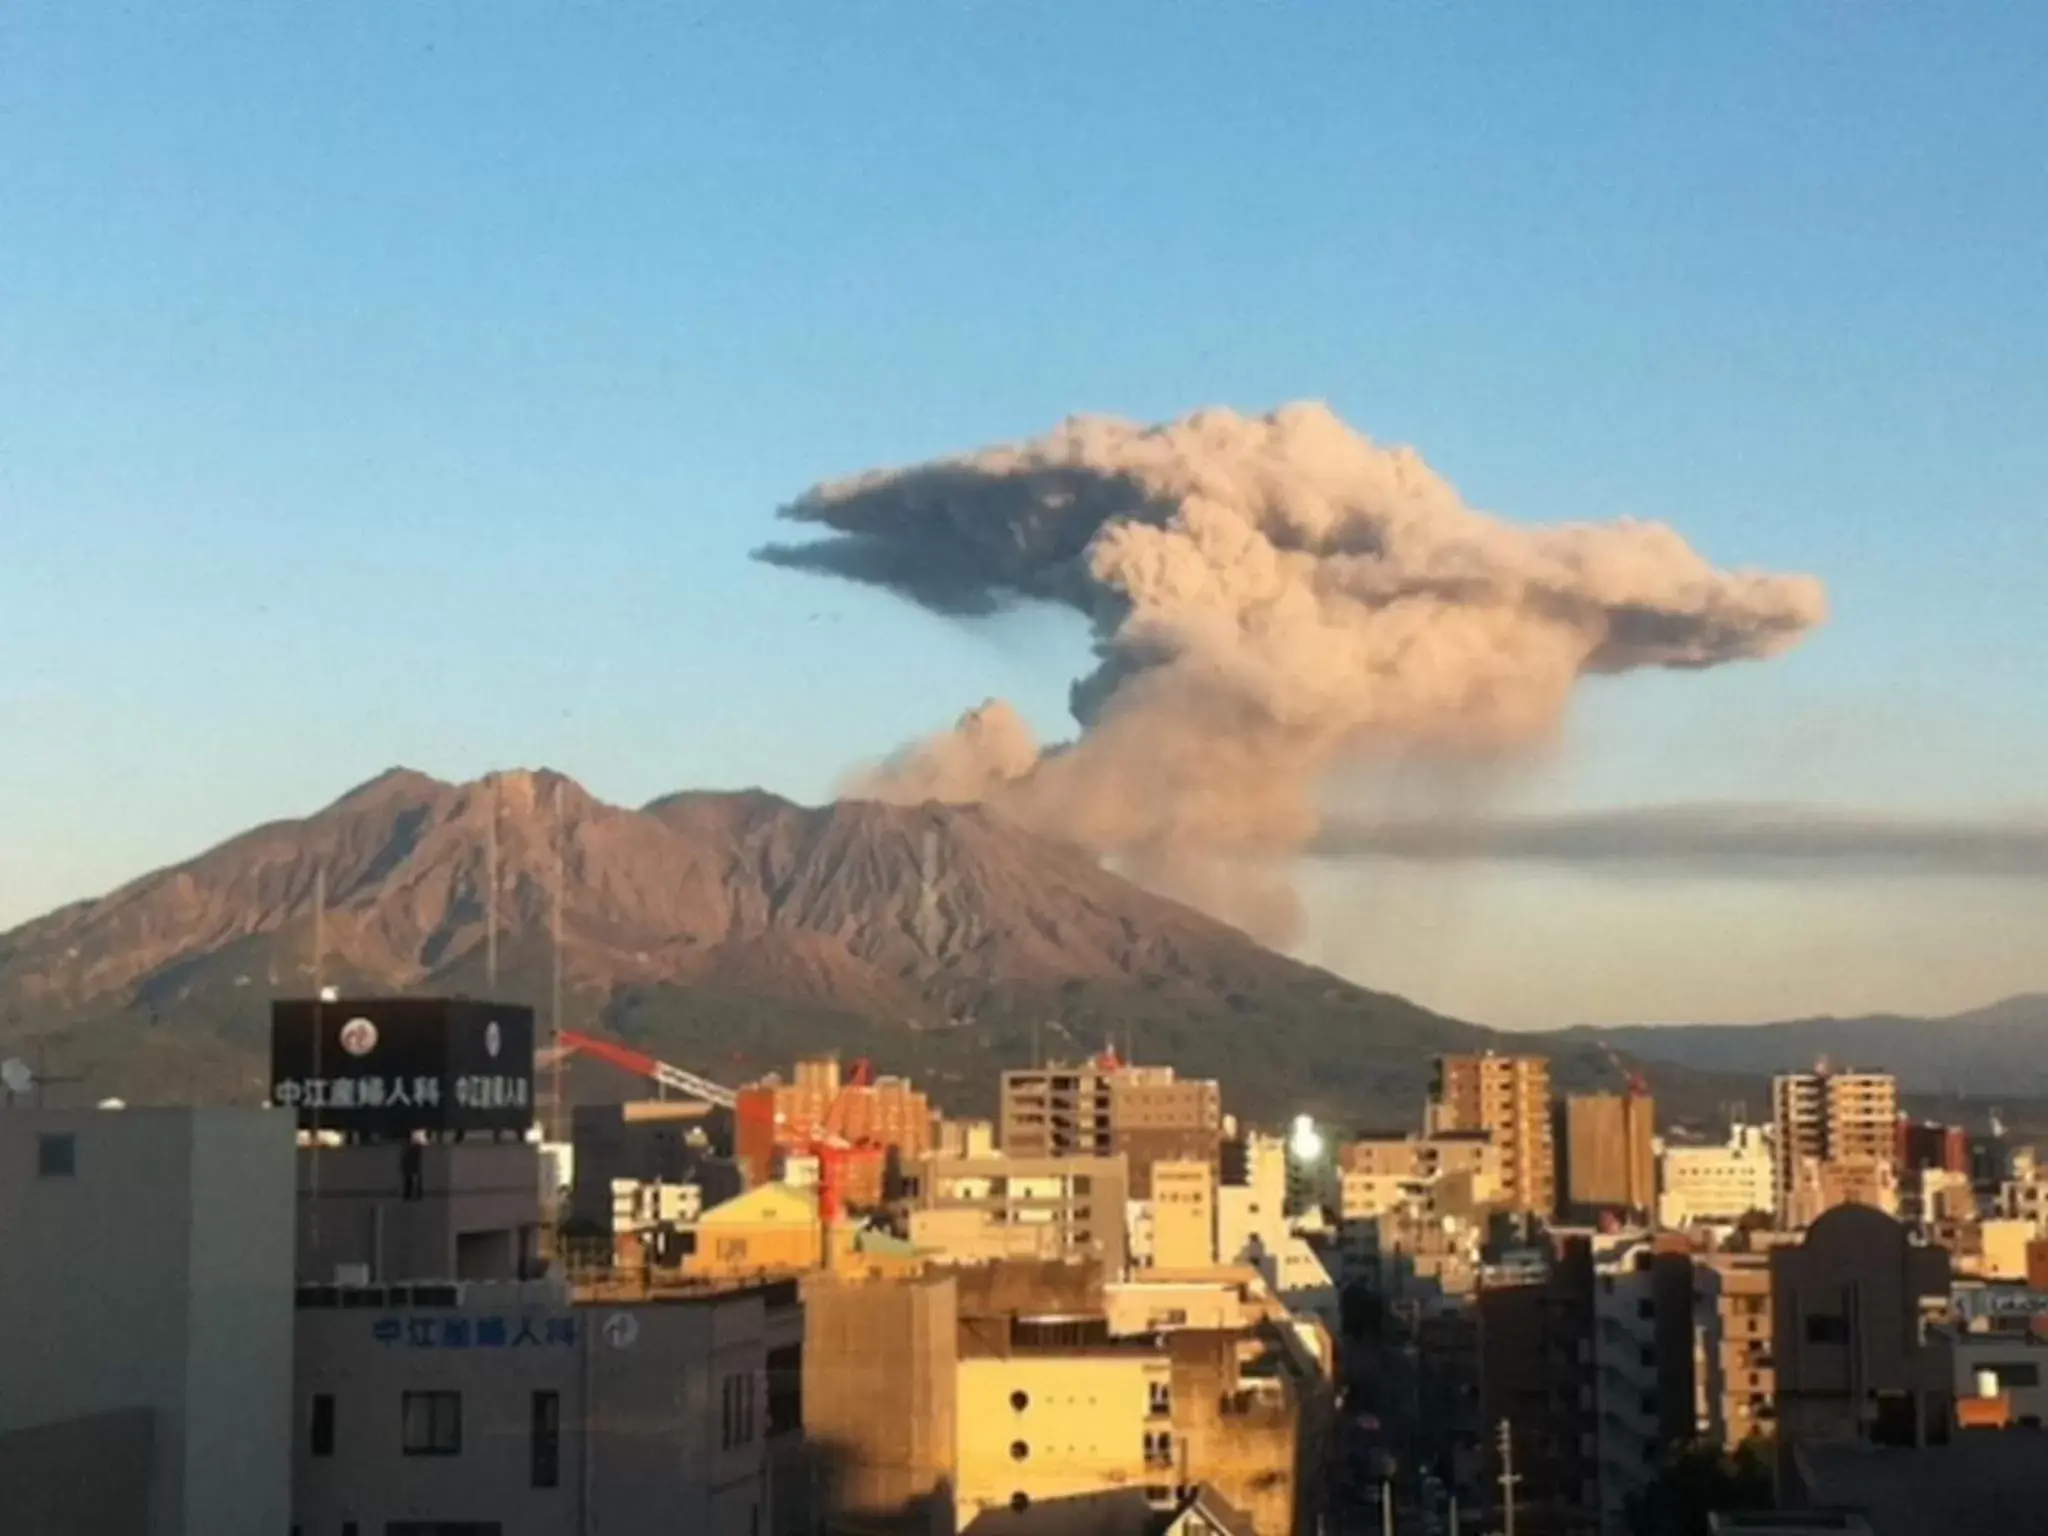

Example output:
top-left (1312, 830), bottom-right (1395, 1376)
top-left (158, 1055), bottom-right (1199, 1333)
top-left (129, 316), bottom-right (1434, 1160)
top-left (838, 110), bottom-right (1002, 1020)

top-left (1315, 804), bottom-right (2048, 880)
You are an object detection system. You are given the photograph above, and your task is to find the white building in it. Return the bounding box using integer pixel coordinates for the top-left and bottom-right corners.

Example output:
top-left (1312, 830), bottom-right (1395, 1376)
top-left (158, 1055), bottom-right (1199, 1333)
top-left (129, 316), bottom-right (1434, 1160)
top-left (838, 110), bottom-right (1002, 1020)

top-left (1658, 1124), bottom-right (1775, 1229)
top-left (0, 1106), bottom-right (297, 1535)
top-left (1591, 1231), bottom-right (1667, 1535)
top-left (1217, 1132), bottom-right (1287, 1266)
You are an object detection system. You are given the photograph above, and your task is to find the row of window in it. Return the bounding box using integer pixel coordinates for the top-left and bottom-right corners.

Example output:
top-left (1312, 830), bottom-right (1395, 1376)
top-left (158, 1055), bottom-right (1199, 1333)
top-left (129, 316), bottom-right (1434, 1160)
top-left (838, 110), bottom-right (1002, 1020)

top-left (309, 1391), bottom-right (559, 1487)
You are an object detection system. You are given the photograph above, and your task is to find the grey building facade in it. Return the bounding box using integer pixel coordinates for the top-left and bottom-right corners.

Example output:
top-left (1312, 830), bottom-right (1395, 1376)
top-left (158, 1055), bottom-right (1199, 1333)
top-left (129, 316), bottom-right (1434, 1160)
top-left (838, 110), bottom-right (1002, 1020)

top-left (292, 1275), bottom-right (800, 1536)
top-left (0, 1105), bottom-right (297, 1536)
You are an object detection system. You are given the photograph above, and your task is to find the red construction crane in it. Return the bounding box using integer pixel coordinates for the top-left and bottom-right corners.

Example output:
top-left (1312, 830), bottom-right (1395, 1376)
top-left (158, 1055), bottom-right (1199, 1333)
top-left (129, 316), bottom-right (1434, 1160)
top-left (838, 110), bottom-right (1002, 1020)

top-left (554, 1029), bottom-right (737, 1109)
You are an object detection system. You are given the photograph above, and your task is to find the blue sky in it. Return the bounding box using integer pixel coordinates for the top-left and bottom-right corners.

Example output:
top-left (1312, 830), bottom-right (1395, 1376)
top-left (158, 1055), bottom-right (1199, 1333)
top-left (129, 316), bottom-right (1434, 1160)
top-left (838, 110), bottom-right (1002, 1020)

top-left (4, 4), bottom-right (2045, 1025)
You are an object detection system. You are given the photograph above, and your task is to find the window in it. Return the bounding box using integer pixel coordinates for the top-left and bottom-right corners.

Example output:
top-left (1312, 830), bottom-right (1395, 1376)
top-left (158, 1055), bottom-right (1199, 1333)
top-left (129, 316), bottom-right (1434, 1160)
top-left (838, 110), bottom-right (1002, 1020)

top-left (1010, 1493), bottom-right (1031, 1514)
top-left (722, 1372), bottom-right (757, 1450)
top-left (767, 1344), bottom-right (802, 1436)
top-left (530, 1391), bottom-right (560, 1488)
top-left (1805, 1314), bottom-right (1850, 1345)
top-left (1988, 1361), bottom-right (2042, 1388)
top-left (1148, 1380), bottom-right (1171, 1417)
top-left (311, 1393), bottom-right (335, 1457)
top-left (1010, 1439), bottom-right (1030, 1461)
top-left (1144, 1429), bottom-right (1174, 1468)
top-left (401, 1391), bottom-right (462, 1456)
top-left (36, 1133), bottom-right (75, 1178)
top-left (1010, 1389), bottom-right (1030, 1412)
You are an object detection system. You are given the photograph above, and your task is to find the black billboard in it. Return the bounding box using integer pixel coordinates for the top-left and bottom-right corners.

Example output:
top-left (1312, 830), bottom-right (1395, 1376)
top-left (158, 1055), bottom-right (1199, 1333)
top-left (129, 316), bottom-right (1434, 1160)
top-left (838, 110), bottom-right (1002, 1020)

top-left (270, 997), bottom-right (536, 1137)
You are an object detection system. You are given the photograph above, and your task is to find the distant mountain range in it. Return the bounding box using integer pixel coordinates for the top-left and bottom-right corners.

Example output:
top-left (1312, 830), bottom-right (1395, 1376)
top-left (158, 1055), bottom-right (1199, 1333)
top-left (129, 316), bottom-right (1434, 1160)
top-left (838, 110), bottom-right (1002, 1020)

top-left (0, 767), bottom-right (1746, 1128)
top-left (1551, 995), bottom-right (2048, 1105)
top-left (0, 767), bottom-right (2036, 1135)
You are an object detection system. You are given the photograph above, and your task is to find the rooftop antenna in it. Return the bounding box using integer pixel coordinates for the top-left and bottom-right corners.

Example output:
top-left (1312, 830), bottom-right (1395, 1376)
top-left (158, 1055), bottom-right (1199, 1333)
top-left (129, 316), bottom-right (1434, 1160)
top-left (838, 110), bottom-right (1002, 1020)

top-left (550, 776), bottom-right (566, 1144)
top-left (309, 865), bottom-right (326, 1242)
top-left (486, 773), bottom-right (500, 994)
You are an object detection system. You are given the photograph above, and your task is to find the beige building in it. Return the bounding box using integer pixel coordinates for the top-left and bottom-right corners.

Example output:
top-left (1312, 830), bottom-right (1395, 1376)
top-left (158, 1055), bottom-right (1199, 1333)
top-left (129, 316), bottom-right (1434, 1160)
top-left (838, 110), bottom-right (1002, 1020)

top-left (1001, 1060), bottom-right (1221, 1198)
top-left (805, 1263), bottom-right (1329, 1536)
top-left (1150, 1159), bottom-right (1217, 1271)
top-left (684, 1183), bottom-right (825, 1279)
top-left (1560, 1091), bottom-right (1656, 1219)
top-left (905, 1153), bottom-right (1131, 1276)
top-left (1659, 1125), bottom-right (1775, 1229)
top-left (1773, 1069), bottom-right (1899, 1228)
top-left (1428, 1054), bottom-right (1554, 1216)
top-left (1693, 1251), bottom-right (1777, 1450)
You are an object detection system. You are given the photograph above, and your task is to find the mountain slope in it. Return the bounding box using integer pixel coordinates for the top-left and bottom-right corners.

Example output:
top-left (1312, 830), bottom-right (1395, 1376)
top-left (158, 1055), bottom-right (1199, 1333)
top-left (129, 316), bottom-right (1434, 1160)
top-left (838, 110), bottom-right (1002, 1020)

top-left (0, 768), bottom-right (1793, 1125)
top-left (1557, 995), bottom-right (2048, 1101)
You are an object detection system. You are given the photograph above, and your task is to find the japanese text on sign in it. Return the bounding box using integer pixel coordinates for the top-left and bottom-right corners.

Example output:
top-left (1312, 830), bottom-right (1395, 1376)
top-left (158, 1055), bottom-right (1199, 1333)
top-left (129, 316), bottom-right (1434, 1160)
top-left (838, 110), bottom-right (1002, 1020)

top-left (372, 1314), bottom-right (578, 1349)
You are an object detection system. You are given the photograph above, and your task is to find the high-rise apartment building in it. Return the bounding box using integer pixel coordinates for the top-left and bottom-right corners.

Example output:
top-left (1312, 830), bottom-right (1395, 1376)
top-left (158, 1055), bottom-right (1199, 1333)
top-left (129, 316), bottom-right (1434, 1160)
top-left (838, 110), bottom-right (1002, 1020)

top-left (1559, 1091), bottom-right (1657, 1219)
top-left (1772, 1068), bottom-right (1899, 1227)
top-left (1429, 1053), bottom-right (1554, 1216)
top-left (1692, 1251), bottom-right (1777, 1450)
top-left (1000, 1056), bottom-right (1221, 1198)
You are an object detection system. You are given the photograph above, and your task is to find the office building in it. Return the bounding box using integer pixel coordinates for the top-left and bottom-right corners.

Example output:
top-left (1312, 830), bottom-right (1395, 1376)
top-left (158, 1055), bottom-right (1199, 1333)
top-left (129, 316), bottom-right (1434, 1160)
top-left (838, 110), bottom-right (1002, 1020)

top-left (1559, 1090), bottom-right (1656, 1220)
top-left (1000, 1056), bottom-right (1221, 1199)
top-left (293, 1274), bottom-right (799, 1536)
top-left (1429, 1053), bottom-right (1554, 1216)
top-left (0, 1106), bottom-right (297, 1536)
top-left (1659, 1124), bottom-right (1776, 1229)
top-left (903, 1152), bottom-right (1131, 1275)
top-left (1773, 1068), bottom-right (1899, 1228)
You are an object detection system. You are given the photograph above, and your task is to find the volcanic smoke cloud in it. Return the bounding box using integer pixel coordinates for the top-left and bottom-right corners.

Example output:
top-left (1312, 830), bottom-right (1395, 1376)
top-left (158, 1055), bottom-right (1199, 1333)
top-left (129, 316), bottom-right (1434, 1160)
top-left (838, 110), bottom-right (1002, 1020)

top-left (759, 404), bottom-right (1827, 940)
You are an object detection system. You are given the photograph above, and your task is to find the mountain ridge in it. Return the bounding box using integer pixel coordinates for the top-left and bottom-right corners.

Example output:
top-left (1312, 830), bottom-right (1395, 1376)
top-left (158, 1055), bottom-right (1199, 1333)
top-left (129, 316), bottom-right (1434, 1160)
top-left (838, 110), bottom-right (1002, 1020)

top-left (3, 767), bottom-right (2035, 1130)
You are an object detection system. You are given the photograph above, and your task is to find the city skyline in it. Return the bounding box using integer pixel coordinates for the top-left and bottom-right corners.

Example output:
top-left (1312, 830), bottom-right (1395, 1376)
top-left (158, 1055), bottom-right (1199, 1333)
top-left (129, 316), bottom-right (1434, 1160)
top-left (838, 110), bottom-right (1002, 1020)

top-left (7, 5), bottom-right (2048, 1025)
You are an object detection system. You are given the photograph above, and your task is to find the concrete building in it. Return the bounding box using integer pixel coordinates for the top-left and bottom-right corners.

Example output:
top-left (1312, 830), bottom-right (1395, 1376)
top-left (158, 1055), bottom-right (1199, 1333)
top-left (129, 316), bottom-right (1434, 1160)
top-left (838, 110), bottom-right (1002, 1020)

top-left (803, 1271), bottom-right (961, 1536)
top-left (298, 1136), bottom-right (549, 1284)
top-left (1658, 1124), bottom-right (1775, 1229)
top-left (937, 1118), bottom-right (997, 1160)
top-left (1478, 1236), bottom-right (1597, 1536)
top-left (1148, 1159), bottom-right (1216, 1272)
top-left (293, 1274), bottom-right (799, 1536)
top-left (1339, 1129), bottom-right (1501, 1186)
top-left (1587, 1232), bottom-right (1695, 1534)
top-left (0, 1106), bottom-right (296, 1536)
top-left (1000, 1059), bottom-right (1220, 1199)
top-left (1559, 1091), bottom-right (1656, 1221)
top-left (1216, 1134), bottom-right (1287, 1268)
top-left (905, 1153), bottom-right (1130, 1276)
top-left (1429, 1054), bottom-right (1554, 1216)
top-left (1692, 1251), bottom-right (1777, 1450)
top-left (1773, 1069), bottom-right (1899, 1228)
top-left (566, 1098), bottom-right (735, 1244)
top-left (1771, 1205), bottom-right (1952, 1478)
top-left (803, 1263), bottom-right (1328, 1536)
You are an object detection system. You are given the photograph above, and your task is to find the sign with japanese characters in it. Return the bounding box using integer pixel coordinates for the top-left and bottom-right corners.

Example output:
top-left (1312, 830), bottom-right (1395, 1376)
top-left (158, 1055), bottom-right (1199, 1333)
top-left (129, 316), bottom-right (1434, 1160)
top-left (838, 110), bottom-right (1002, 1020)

top-left (271, 998), bottom-right (536, 1136)
top-left (371, 1313), bottom-right (578, 1350)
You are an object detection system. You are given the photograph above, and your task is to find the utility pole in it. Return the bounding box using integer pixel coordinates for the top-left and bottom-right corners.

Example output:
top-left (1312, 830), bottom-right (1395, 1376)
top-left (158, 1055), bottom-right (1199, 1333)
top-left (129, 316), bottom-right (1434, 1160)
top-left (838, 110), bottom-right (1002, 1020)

top-left (1496, 1419), bottom-right (1519, 1536)
top-left (1382, 1475), bottom-right (1396, 1536)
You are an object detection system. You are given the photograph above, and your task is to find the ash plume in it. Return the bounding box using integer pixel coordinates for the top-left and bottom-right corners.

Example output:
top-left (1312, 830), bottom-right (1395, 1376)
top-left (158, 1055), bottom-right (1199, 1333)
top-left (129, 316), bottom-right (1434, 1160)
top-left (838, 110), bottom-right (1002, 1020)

top-left (760, 403), bottom-right (1826, 940)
